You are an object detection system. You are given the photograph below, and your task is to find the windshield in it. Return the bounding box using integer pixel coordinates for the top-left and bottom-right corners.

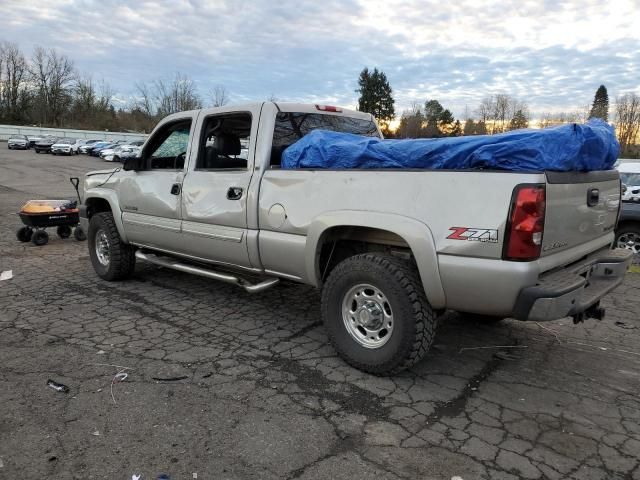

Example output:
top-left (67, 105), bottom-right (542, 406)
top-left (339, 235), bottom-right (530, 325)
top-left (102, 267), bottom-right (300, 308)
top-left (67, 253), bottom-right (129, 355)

top-left (621, 172), bottom-right (640, 186)
top-left (10, 135), bottom-right (27, 140)
top-left (59, 138), bottom-right (75, 145)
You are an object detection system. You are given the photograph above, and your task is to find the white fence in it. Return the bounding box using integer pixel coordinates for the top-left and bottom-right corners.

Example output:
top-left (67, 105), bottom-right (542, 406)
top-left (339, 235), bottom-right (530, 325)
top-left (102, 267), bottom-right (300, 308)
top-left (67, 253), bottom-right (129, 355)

top-left (0, 124), bottom-right (147, 142)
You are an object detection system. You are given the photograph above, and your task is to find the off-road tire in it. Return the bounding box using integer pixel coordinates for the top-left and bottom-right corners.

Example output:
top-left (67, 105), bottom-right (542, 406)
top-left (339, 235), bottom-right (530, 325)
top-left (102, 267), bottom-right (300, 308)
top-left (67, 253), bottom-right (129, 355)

top-left (321, 253), bottom-right (437, 375)
top-left (88, 212), bottom-right (135, 280)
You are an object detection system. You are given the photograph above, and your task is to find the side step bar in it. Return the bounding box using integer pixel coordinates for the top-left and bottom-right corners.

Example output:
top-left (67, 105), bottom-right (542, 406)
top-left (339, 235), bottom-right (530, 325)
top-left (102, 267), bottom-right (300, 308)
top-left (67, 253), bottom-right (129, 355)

top-left (135, 251), bottom-right (279, 293)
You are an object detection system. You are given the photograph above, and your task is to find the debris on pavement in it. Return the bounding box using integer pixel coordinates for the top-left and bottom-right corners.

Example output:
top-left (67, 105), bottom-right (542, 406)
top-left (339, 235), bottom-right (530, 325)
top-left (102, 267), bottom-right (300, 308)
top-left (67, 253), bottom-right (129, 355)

top-left (91, 430), bottom-right (100, 436)
top-left (152, 376), bottom-right (189, 382)
top-left (157, 475), bottom-right (171, 480)
top-left (493, 351), bottom-right (523, 361)
top-left (46, 379), bottom-right (70, 393)
top-left (131, 475), bottom-right (141, 480)
top-left (0, 270), bottom-right (13, 281)
top-left (96, 350), bottom-right (106, 355)
top-left (458, 345), bottom-right (528, 353)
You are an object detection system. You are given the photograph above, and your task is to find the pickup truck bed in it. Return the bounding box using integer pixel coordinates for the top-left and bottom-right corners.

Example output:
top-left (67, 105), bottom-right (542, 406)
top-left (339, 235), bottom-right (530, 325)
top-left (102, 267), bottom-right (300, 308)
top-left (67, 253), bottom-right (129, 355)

top-left (80, 102), bottom-right (632, 374)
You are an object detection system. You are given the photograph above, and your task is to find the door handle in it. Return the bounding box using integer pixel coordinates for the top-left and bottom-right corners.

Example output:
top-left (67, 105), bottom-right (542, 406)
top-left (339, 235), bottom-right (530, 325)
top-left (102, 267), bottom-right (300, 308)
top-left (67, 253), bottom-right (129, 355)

top-left (227, 187), bottom-right (243, 200)
top-left (170, 183), bottom-right (181, 195)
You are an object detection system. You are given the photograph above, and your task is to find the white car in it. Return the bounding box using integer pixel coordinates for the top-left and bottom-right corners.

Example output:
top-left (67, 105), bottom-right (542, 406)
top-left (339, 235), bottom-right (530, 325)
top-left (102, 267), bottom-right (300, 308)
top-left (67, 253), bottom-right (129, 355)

top-left (101, 145), bottom-right (140, 162)
top-left (618, 161), bottom-right (640, 202)
top-left (51, 138), bottom-right (82, 155)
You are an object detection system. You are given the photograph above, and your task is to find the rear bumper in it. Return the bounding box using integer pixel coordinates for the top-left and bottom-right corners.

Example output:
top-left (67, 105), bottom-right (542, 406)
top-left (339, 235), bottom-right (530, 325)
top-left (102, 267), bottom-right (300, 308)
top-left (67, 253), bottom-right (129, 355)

top-left (512, 248), bottom-right (633, 321)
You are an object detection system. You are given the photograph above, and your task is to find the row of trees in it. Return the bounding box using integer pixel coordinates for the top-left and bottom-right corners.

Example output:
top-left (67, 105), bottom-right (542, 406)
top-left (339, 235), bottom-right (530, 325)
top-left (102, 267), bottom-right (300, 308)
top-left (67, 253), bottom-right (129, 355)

top-left (0, 41), bottom-right (232, 132)
top-left (2, 40), bottom-right (639, 154)
top-left (356, 68), bottom-right (640, 155)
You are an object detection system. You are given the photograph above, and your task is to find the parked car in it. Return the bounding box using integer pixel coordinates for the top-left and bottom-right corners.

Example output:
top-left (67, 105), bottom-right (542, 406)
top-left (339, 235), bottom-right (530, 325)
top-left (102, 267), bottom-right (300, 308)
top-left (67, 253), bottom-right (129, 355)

top-left (80, 102), bottom-right (632, 375)
top-left (27, 135), bottom-right (42, 147)
top-left (51, 138), bottom-right (82, 155)
top-left (101, 145), bottom-right (141, 162)
top-left (129, 140), bottom-right (144, 147)
top-left (618, 162), bottom-right (640, 202)
top-left (79, 139), bottom-right (104, 154)
top-left (90, 142), bottom-right (116, 157)
top-left (7, 135), bottom-right (30, 150)
top-left (34, 136), bottom-right (59, 153)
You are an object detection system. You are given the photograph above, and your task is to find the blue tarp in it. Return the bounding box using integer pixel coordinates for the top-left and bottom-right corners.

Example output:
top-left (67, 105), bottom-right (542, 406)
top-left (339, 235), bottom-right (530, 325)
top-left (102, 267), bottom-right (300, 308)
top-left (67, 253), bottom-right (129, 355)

top-left (281, 119), bottom-right (619, 171)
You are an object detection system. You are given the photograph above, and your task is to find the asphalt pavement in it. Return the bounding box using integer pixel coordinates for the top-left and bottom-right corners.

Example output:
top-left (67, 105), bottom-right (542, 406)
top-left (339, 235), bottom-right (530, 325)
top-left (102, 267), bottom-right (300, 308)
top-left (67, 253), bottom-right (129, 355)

top-left (1, 146), bottom-right (639, 479)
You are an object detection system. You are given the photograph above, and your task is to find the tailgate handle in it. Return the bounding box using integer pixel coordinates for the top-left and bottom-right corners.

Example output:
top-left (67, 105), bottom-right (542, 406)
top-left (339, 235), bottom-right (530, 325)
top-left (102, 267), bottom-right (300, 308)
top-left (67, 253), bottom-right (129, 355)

top-left (587, 188), bottom-right (599, 207)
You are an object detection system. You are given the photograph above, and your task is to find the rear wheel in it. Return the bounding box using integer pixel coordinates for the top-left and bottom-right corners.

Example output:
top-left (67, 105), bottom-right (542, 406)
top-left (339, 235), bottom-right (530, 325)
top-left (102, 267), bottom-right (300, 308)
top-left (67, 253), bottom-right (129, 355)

top-left (16, 226), bottom-right (33, 242)
top-left (56, 225), bottom-right (72, 239)
top-left (616, 224), bottom-right (640, 257)
top-left (88, 212), bottom-right (135, 280)
top-left (32, 230), bottom-right (49, 246)
top-left (321, 253), bottom-right (437, 375)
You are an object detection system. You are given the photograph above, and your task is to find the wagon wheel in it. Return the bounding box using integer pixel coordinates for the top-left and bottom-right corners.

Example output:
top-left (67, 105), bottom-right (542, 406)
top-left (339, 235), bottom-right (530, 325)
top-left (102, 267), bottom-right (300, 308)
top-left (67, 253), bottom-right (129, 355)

top-left (74, 226), bottom-right (87, 241)
top-left (57, 225), bottom-right (72, 239)
top-left (16, 226), bottom-right (33, 242)
top-left (32, 230), bottom-right (49, 246)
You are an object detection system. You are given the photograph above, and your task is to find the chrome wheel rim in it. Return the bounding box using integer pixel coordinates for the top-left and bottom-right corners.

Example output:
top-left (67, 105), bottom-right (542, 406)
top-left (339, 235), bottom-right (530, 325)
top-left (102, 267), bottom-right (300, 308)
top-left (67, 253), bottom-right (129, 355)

top-left (95, 230), bottom-right (110, 266)
top-left (617, 232), bottom-right (640, 255)
top-left (342, 283), bottom-right (394, 349)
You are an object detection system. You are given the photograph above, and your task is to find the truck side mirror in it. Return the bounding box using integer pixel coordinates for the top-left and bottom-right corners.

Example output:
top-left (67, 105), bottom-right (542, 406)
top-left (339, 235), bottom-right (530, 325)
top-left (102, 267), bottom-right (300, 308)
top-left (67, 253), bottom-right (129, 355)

top-left (123, 157), bottom-right (141, 171)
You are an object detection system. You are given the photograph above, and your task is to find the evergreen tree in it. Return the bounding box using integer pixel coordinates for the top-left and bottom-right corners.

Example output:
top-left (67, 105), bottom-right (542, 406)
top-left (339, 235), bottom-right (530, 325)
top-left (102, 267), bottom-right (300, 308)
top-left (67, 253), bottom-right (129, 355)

top-left (356, 67), bottom-right (395, 128)
top-left (589, 85), bottom-right (609, 121)
top-left (450, 119), bottom-right (462, 136)
top-left (508, 109), bottom-right (529, 130)
top-left (439, 109), bottom-right (454, 135)
top-left (463, 118), bottom-right (476, 135)
top-left (424, 99), bottom-right (444, 126)
top-left (475, 120), bottom-right (488, 135)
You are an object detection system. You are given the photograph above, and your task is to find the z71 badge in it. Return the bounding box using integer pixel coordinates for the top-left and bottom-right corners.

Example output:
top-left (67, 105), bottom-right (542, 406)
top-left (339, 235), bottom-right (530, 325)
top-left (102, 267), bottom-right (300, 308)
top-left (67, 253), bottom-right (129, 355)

top-left (447, 227), bottom-right (499, 243)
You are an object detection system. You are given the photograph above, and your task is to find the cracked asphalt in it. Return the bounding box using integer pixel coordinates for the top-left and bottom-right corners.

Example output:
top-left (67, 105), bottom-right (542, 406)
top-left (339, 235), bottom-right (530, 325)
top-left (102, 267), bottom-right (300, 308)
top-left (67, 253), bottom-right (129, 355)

top-left (1, 147), bottom-right (639, 480)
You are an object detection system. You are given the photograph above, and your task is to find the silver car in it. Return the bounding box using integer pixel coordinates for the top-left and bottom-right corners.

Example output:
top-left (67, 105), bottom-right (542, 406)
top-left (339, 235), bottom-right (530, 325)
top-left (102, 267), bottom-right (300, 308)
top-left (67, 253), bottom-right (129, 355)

top-left (7, 135), bottom-right (30, 150)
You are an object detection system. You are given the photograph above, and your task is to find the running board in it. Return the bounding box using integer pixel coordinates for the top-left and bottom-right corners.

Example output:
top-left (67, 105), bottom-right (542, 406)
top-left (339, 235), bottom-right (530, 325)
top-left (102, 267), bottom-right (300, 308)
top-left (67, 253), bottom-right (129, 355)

top-left (134, 251), bottom-right (279, 293)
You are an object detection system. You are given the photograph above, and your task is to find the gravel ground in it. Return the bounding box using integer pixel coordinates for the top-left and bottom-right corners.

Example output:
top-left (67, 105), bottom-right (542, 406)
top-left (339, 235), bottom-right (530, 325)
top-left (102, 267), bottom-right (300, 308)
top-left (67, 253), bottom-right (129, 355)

top-left (1, 147), bottom-right (639, 480)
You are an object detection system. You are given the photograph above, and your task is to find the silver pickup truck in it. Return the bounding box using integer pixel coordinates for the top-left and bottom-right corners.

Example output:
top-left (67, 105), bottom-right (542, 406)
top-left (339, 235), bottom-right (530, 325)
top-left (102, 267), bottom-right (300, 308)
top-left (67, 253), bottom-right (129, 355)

top-left (80, 102), bottom-right (632, 374)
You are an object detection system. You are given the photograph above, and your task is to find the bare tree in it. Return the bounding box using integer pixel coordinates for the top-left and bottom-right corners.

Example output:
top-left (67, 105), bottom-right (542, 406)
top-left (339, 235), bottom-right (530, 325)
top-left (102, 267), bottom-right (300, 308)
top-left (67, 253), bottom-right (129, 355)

top-left (616, 93), bottom-right (640, 156)
top-left (30, 47), bottom-right (75, 126)
top-left (0, 42), bottom-right (29, 121)
top-left (135, 81), bottom-right (155, 118)
top-left (135, 73), bottom-right (201, 119)
top-left (209, 84), bottom-right (229, 107)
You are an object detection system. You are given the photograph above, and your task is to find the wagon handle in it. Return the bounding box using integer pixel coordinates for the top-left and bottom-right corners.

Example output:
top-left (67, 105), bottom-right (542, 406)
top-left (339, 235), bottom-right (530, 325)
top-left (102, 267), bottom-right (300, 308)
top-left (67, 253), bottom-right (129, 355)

top-left (69, 177), bottom-right (82, 204)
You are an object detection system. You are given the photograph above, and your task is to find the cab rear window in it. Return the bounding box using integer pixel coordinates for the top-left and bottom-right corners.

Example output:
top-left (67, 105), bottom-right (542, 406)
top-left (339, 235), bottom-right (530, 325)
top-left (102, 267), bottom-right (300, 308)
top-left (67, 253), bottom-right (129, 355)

top-left (271, 112), bottom-right (379, 166)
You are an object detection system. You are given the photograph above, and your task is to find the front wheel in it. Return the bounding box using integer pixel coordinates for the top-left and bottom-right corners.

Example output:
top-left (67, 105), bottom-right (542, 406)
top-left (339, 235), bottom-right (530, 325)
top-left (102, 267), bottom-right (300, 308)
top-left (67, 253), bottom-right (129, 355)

top-left (88, 212), bottom-right (135, 280)
top-left (321, 253), bottom-right (437, 375)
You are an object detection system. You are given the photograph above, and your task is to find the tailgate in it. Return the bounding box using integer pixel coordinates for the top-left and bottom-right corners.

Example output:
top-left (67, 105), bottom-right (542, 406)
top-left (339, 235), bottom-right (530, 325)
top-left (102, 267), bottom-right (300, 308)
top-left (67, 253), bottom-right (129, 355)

top-left (542, 171), bottom-right (620, 256)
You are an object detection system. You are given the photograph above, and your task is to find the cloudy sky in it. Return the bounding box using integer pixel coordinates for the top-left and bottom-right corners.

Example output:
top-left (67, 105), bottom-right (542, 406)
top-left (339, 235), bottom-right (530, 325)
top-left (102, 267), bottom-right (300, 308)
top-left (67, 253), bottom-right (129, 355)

top-left (1, 0), bottom-right (639, 119)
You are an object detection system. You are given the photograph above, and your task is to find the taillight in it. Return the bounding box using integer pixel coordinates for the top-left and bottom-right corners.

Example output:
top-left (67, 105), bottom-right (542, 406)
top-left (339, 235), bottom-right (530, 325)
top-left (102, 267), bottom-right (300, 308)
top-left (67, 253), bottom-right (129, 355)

top-left (503, 184), bottom-right (546, 261)
top-left (315, 105), bottom-right (342, 113)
